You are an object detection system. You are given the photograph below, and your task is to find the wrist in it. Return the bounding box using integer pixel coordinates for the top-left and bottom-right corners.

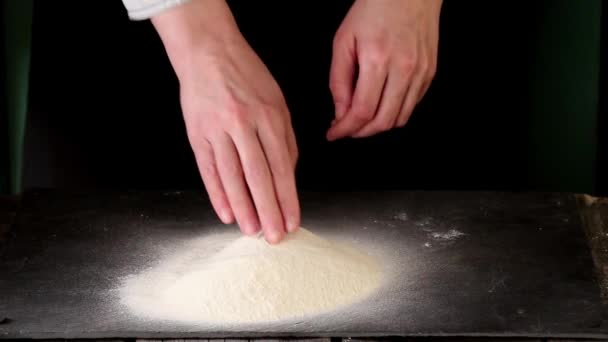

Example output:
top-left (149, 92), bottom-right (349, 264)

top-left (151, 0), bottom-right (244, 79)
top-left (428, 0), bottom-right (443, 16)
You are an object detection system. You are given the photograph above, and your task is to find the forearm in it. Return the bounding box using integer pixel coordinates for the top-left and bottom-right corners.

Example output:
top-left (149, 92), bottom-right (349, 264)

top-left (150, 0), bottom-right (244, 80)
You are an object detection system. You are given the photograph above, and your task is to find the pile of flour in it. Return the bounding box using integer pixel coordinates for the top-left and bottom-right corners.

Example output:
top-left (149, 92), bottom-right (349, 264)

top-left (119, 227), bottom-right (382, 325)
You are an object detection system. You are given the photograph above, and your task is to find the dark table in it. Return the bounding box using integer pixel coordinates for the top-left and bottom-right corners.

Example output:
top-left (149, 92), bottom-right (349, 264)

top-left (1, 190), bottom-right (608, 341)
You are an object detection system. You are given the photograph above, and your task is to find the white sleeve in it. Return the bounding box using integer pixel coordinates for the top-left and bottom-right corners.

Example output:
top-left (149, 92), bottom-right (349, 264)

top-left (121, 0), bottom-right (191, 20)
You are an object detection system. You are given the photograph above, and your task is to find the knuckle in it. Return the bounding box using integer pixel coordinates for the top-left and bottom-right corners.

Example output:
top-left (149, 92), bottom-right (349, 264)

top-left (225, 158), bottom-right (244, 179)
top-left (258, 102), bottom-right (277, 117)
top-left (398, 120), bottom-right (409, 128)
top-left (246, 162), bottom-right (266, 181)
top-left (188, 131), bottom-right (211, 153)
top-left (370, 36), bottom-right (389, 54)
top-left (351, 103), bottom-right (375, 121)
top-left (222, 153), bottom-right (241, 177)
top-left (184, 117), bottom-right (209, 145)
top-left (258, 102), bottom-right (286, 128)
top-left (353, 109), bottom-right (374, 121)
top-left (200, 157), bottom-right (218, 177)
top-left (397, 55), bottom-right (417, 75)
top-left (329, 79), bottom-right (337, 92)
top-left (266, 146), bottom-right (292, 177)
top-left (379, 119), bottom-right (394, 132)
top-left (274, 150), bottom-right (294, 178)
top-left (367, 50), bottom-right (389, 68)
top-left (289, 144), bottom-right (299, 168)
top-left (273, 161), bottom-right (292, 179)
top-left (226, 99), bottom-right (246, 117)
top-left (365, 41), bottom-right (390, 66)
top-left (418, 58), bottom-right (429, 75)
top-left (398, 114), bottom-right (411, 127)
top-left (226, 102), bottom-right (251, 131)
top-left (231, 118), bottom-right (250, 136)
top-left (332, 29), bottom-right (348, 50)
top-left (368, 120), bottom-right (391, 134)
top-left (266, 123), bottom-right (287, 147)
top-left (428, 60), bottom-right (438, 79)
top-left (329, 79), bottom-right (345, 96)
top-left (186, 128), bottom-right (204, 149)
top-left (292, 156), bottom-right (299, 169)
top-left (332, 34), bottom-right (342, 50)
top-left (293, 148), bottom-right (299, 163)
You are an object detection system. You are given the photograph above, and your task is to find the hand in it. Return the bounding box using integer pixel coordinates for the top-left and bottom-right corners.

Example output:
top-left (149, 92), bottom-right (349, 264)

top-left (327, 0), bottom-right (442, 140)
top-left (151, 0), bottom-right (299, 244)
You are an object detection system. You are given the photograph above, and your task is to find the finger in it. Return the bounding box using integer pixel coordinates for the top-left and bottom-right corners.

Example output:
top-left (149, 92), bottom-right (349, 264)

top-left (231, 123), bottom-right (285, 244)
top-left (418, 27), bottom-right (439, 102)
top-left (352, 62), bottom-right (413, 138)
top-left (258, 115), bottom-right (300, 234)
top-left (329, 32), bottom-right (356, 120)
top-left (417, 50), bottom-right (437, 105)
top-left (286, 126), bottom-right (298, 169)
top-left (396, 70), bottom-right (425, 127)
top-left (214, 132), bottom-right (260, 235)
top-left (326, 57), bottom-right (388, 141)
top-left (284, 113), bottom-right (299, 168)
top-left (192, 138), bottom-right (234, 224)
top-left (418, 79), bottom-right (432, 104)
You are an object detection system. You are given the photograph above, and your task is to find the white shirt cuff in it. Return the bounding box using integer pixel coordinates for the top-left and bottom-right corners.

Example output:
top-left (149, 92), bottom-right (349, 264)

top-left (121, 0), bottom-right (191, 20)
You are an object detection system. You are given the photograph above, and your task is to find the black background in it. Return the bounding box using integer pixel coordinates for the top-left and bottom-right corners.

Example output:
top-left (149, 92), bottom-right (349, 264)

top-left (20, 1), bottom-right (604, 194)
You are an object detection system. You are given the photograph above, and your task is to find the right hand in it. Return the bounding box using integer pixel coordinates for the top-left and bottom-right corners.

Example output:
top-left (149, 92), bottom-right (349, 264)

top-left (151, 0), bottom-right (299, 244)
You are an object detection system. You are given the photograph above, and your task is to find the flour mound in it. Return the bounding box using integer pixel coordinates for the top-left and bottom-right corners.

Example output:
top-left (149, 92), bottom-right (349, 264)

top-left (119, 228), bottom-right (382, 324)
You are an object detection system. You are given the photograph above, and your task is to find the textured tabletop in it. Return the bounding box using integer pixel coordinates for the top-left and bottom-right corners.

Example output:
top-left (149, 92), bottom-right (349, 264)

top-left (0, 190), bottom-right (606, 339)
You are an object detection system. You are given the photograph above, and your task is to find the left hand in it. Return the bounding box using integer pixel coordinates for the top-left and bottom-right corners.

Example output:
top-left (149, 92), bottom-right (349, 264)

top-left (326, 0), bottom-right (442, 140)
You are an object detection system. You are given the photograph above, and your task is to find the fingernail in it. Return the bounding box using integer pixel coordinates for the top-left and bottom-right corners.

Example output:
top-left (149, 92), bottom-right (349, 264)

top-left (335, 104), bottom-right (345, 119)
top-left (265, 229), bottom-right (282, 244)
top-left (286, 217), bottom-right (299, 232)
top-left (219, 210), bottom-right (232, 223)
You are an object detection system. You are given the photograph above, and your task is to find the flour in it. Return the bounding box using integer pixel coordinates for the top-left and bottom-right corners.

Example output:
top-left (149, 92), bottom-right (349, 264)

top-left (430, 228), bottom-right (465, 241)
top-left (119, 227), bottom-right (382, 325)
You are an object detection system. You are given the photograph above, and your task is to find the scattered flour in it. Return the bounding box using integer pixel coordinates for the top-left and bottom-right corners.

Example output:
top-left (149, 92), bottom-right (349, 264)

top-left (414, 217), bottom-right (434, 229)
top-left (119, 227), bottom-right (382, 325)
top-left (430, 228), bottom-right (465, 241)
top-left (393, 212), bottom-right (409, 221)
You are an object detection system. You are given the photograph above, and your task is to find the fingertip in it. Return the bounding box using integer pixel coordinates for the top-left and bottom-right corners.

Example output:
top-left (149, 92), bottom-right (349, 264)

top-left (286, 215), bottom-right (300, 233)
top-left (326, 134), bottom-right (339, 142)
top-left (265, 228), bottom-right (284, 244)
top-left (351, 128), bottom-right (377, 138)
top-left (326, 126), bottom-right (343, 141)
top-left (218, 209), bottom-right (234, 224)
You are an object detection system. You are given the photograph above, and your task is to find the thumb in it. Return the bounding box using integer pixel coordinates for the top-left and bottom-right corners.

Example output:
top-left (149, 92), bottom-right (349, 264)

top-left (329, 32), bottom-right (356, 121)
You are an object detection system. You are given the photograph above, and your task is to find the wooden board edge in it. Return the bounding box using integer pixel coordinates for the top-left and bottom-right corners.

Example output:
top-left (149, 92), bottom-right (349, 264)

top-left (575, 193), bottom-right (608, 302)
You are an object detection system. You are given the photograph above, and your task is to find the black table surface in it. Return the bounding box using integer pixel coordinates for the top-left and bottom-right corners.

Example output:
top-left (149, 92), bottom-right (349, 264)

top-left (0, 190), bottom-right (607, 339)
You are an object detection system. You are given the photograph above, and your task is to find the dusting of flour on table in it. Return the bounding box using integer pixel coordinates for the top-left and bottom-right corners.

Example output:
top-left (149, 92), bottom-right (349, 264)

top-left (119, 227), bottom-right (383, 325)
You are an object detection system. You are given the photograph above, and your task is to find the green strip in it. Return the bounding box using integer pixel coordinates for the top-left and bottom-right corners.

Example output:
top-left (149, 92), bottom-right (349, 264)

top-left (527, 0), bottom-right (601, 193)
top-left (3, 0), bottom-right (33, 194)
